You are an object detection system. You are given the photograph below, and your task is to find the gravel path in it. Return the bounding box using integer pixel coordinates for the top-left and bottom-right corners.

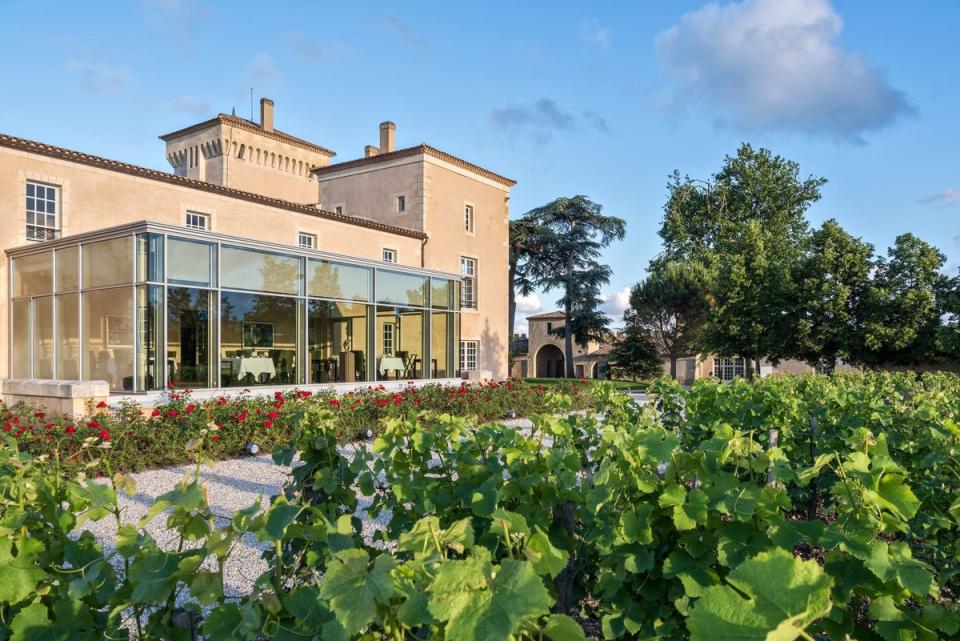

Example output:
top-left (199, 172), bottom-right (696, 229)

top-left (81, 417), bottom-right (536, 598)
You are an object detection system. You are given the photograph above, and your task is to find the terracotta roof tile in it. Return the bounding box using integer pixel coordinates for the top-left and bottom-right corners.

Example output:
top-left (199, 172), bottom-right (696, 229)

top-left (313, 144), bottom-right (516, 187)
top-left (0, 132), bottom-right (426, 239)
top-left (159, 114), bottom-right (336, 158)
top-left (526, 311), bottom-right (566, 320)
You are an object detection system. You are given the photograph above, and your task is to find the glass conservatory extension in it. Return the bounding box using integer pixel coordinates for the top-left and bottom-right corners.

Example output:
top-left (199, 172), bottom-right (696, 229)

top-left (8, 222), bottom-right (461, 392)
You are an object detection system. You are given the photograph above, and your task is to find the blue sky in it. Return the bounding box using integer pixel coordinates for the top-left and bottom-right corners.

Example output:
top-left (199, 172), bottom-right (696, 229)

top-left (1, 0), bottom-right (957, 332)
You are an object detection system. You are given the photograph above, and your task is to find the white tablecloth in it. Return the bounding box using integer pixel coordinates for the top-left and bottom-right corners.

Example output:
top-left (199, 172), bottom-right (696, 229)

top-left (231, 356), bottom-right (276, 380)
top-left (378, 356), bottom-right (405, 376)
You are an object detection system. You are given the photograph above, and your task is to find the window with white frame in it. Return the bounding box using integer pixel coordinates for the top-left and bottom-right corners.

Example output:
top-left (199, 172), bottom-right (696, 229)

top-left (298, 232), bottom-right (316, 249)
top-left (383, 248), bottom-right (397, 263)
top-left (383, 323), bottom-right (395, 355)
top-left (26, 181), bottom-right (60, 241)
top-left (464, 204), bottom-right (474, 233)
top-left (460, 340), bottom-right (478, 371)
top-left (460, 256), bottom-right (477, 308)
top-left (713, 357), bottom-right (746, 381)
top-left (185, 212), bottom-right (209, 230)
top-left (397, 195), bottom-right (406, 213)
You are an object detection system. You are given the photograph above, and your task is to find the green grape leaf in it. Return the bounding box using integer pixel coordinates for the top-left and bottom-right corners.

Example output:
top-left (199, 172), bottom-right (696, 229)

top-left (0, 538), bottom-right (47, 605)
top-left (621, 505), bottom-right (653, 544)
top-left (542, 613), bottom-right (587, 641)
top-left (429, 557), bottom-right (552, 641)
top-left (686, 549), bottom-right (832, 641)
top-left (10, 600), bottom-right (52, 641)
top-left (398, 516), bottom-right (474, 557)
top-left (525, 526), bottom-right (569, 578)
top-left (876, 474), bottom-right (920, 521)
top-left (319, 549), bottom-right (395, 636)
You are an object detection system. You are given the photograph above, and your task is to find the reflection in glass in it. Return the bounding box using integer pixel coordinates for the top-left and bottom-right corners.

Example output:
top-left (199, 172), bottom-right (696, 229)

top-left (12, 299), bottom-right (30, 378)
top-left (376, 270), bottom-right (428, 307)
top-left (34, 296), bottom-right (54, 379)
top-left (431, 312), bottom-right (455, 378)
top-left (376, 305), bottom-right (424, 380)
top-left (13, 252), bottom-right (53, 297)
top-left (221, 246), bottom-right (301, 295)
top-left (136, 233), bottom-right (164, 282)
top-left (56, 293), bottom-right (80, 379)
top-left (56, 246), bottom-right (79, 292)
top-left (168, 287), bottom-right (213, 388)
top-left (82, 287), bottom-right (134, 390)
top-left (308, 259), bottom-right (370, 301)
top-left (308, 301), bottom-right (370, 383)
top-left (137, 285), bottom-right (164, 390)
top-left (220, 292), bottom-right (300, 386)
top-left (431, 278), bottom-right (453, 309)
top-left (83, 237), bottom-right (133, 288)
top-left (168, 238), bottom-right (216, 287)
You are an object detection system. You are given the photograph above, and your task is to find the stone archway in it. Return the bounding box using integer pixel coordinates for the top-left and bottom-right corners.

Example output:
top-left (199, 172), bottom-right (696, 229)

top-left (535, 344), bottom-right (565, 378)
top-left (592, 360), bottom-right (610, 380)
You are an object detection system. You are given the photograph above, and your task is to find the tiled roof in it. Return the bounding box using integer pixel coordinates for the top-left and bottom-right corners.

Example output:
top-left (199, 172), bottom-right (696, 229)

top-left (0, 132), bottom-right (426, 239)
top-left (312, 144), bottom-right (516, 187)
top-left (159, 114), bottom-right (337, 158)
top-left (526, 311), bottom-right (566, 320)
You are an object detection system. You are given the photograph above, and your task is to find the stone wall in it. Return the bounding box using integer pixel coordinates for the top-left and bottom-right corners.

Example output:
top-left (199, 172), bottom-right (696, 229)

top-left (0, 379), bottom-right (109, 417)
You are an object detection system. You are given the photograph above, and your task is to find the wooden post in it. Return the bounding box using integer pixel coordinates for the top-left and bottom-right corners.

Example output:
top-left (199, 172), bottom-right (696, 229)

top-left (767, 429), bottom-right (779, 487)
top-left (808, 417), bottom-right (820, 520)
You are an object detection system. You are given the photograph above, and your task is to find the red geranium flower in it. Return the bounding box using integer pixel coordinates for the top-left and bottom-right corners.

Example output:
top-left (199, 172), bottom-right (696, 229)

top-left (98, 429), bottom-right (111, 441)
top-left (267, 411), bottom-right (279, 419)
top-left (96, 400), bottom-right (108, 408)
top-left (167, 409), bottom-right (178, 418)
top-left (35, 412), bottom-right (46, 419)
top-left (185, 404), bottom-right (196, 414)
top-left (151, 409), bottom-right (161, 417)
top-left (65, 425), bottom-right (76, 434)
top-left (87, 420), bottom-right (100, 429)
top-left (262, 420), bottom-right (273, 428)
top-left (212, 434), bottom-right (220, 442)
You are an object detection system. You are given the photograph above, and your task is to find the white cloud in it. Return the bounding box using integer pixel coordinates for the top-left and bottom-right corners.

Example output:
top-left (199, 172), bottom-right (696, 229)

top-left (655, 0), bottom-right (911, 142)
top-left (170, 96), bottom-right (211, 116)
top-left (920, 188), bottom-right (960, 209)
top-left (490, 99), bottom-right (609, 145)
top-left (514, 293), bottom-right (543, 335)
top-left (65, 60), bottom-right (135, 93)
top-left (600, 287), bottom-right (632, 326)
top-left (580, 19), bottom-right (611, 48)
top-left (247, 53), bottom-right (280, 84)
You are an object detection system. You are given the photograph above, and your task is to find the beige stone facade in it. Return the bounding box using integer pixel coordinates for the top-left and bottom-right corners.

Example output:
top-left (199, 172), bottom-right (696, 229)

top-left (1, 98), bottom-right (513, 383)
top-left (523, 312), bottom-right (612, 379)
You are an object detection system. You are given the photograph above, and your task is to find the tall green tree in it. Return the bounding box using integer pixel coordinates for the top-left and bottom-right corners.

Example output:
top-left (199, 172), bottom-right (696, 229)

top-left (524, 196), bottom-right (626, 377)
top-left (629, 261), bottom-right (711, 379)
top-left (854, 233), bottom-right (947, 366)
top-left (793, 220), bottom-right (874, 369)
top-left (657, 144), bottom-right (826, 376)
top-left (508, 217), bottom-right (548, 341)
top-left (609, 312), bottom-right (663, 380)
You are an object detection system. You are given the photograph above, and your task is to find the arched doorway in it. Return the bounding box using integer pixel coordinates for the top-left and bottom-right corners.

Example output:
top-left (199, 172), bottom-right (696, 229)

top-left (592, 361), bottom-right (610, 380)
top-left (535, 344), bottom-right (565, 378)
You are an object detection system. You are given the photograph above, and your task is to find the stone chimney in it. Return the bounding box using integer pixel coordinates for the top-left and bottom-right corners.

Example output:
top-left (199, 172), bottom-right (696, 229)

top-left (260, 98), bottom-right (274, 132)
top-left (364, 145), bottom-right (380, 158)
top-left (379, 121), bottom-right (395, 153)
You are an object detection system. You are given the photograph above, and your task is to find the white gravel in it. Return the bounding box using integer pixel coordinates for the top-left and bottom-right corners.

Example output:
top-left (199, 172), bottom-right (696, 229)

top-left (81, 417), bottom-right (537, 598)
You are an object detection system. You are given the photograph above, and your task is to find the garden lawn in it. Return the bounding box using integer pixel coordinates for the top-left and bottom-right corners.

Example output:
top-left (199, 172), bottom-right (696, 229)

top-left (519, 377), bottom-right (646, 391)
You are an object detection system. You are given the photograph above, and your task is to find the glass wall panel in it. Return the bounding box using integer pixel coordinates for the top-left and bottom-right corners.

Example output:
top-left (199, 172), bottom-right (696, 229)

top-left (168, 238), bottom-right (216, 287)
top-left (56, 293), bottom-right (80, 379)
top-left (431, 312), bottom-right (455, 378)
top-left (220, 292), bottom-right (299, 386)
top-left (221, 246), bottom-right (301, 295)
top-left (376, 271), bottom-right (428, 307)
top-left (82, 287), bottom-right (134, 390)
top-left (83, 237), bottom-right (133, 288)
top-left (136, 233), bottom-right (164, 283)
top-left (308, 259), bottom-right (370, 301)
top-left (376, 305), bottom-right (425, 380)
top-left (34, 296), bottom-right (54, 379)
top-left (11, 299), bottom-right (30, 378)
top-left (56, 246), bottom-right (79, 293)
top-left (308, 301), bottom-right (370, 383)
top-left (136, 285), bottom-right (164, 390)
top-left (13, 252), bottom-right (53, 297)
top-left (431, 278), bottom-right (454, 310)
top-left (167, 287), bottom-right (215, 389)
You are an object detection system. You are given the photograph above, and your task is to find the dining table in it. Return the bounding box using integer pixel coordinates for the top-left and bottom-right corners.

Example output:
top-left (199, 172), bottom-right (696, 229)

top-left (230, 356), bottom-right (277, 381)
top-left (378, 356), bottom-right (405, 378)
